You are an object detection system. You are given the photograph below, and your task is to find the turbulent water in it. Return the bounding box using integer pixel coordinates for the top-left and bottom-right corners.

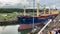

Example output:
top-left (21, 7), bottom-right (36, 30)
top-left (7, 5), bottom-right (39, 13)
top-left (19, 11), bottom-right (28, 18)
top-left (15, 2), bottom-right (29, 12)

top-left (0, 25), bottom-right (21, 34)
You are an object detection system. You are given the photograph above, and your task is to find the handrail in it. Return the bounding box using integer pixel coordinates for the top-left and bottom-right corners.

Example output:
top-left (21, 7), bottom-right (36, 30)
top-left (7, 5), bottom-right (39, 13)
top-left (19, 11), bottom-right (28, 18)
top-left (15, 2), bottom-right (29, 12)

top-left (38, 19), bottom-right (52, 34)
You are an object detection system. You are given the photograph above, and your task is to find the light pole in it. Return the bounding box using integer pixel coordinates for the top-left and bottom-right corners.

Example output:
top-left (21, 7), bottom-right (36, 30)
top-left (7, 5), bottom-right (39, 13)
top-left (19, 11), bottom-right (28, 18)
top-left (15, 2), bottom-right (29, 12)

top-left (32, 0), bottom-right (35, 30)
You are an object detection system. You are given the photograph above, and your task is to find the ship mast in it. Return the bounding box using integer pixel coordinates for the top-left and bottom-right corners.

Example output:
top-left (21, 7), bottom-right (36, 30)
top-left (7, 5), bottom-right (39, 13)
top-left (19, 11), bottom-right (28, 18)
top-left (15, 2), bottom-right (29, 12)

top-left (24, 6), bottom-right (26, 16)
top-left (37, 3), bottom-right (39, 17)
top-left (49, 7), bottom-right (51, 14)
top-left (44, 5), bottom-right (46, 14)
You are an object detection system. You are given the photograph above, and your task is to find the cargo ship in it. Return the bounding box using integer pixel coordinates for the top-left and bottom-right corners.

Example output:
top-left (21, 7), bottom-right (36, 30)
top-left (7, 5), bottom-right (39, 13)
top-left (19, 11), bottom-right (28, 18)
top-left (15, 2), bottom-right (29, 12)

top-left (17, 4), bottom-right (59, 30)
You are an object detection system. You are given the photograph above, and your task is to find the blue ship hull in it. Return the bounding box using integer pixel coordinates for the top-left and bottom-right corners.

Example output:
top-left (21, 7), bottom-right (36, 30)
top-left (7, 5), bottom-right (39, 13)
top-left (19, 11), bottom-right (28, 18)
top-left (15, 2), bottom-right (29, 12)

top-left (17, 14), bottom-right (58, 24)
top-left (17, 14), bottom-right (58, 30)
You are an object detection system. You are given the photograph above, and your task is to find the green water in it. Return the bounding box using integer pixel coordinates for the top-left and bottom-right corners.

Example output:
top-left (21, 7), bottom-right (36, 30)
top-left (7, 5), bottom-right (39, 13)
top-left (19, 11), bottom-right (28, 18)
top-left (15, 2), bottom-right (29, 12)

top-left (18, 29), bottom-right (32, 34)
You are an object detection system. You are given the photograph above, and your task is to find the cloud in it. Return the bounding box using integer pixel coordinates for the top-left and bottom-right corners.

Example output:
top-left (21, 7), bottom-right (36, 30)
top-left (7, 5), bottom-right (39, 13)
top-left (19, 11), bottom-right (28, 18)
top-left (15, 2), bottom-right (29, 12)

top-left (0, 0), bottom-right (20, 5)
top-left (0, 0), bottom-right (21, 8)
top-left (0, 0), bottom-right (32, 8)
top-left (0, 0), bottom-right (60, 9)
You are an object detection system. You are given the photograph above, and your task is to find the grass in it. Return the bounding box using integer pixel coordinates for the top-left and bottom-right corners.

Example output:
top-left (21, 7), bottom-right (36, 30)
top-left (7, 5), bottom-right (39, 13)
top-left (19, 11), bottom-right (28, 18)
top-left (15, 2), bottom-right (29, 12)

top-left (0, 12), bottom-right (18, 20)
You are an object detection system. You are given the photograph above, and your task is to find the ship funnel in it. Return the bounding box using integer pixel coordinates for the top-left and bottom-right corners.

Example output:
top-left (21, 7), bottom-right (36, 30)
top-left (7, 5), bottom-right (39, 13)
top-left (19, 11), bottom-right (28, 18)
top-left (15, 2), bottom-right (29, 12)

top-left (44, 5), bottom-right (46, 14)
top-left (37, 3), bottom-right (39, 16)
top-left (24, 6), bottom-right (26, 16)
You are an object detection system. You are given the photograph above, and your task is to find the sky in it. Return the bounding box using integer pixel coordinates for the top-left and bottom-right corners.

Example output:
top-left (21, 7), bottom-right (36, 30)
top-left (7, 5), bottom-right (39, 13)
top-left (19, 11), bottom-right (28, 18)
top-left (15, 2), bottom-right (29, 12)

top-left (0, 0), bottom-right (60, 9)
